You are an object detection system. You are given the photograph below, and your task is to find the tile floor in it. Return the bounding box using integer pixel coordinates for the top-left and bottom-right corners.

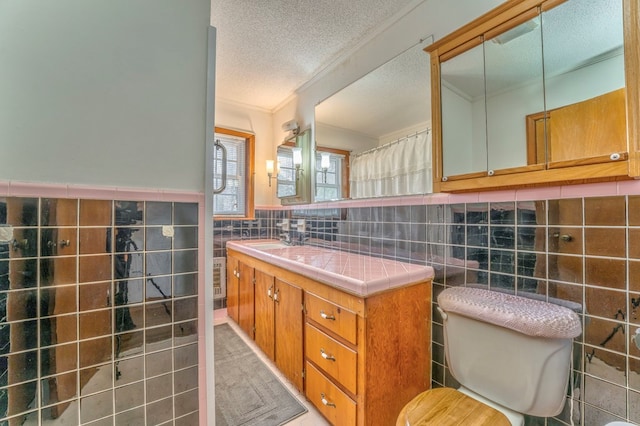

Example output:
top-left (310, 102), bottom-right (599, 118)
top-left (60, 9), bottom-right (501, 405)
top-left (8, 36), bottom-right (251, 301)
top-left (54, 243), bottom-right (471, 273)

top-left (214, 309), bottom-right (330, 426)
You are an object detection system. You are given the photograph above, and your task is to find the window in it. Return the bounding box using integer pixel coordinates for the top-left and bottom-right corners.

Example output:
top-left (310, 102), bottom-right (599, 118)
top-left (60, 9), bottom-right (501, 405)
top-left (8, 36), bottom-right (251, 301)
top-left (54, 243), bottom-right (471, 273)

top-left (315, 147), bottom-right (349, 201)
top-left (213, 127), bottom-right (254, 218)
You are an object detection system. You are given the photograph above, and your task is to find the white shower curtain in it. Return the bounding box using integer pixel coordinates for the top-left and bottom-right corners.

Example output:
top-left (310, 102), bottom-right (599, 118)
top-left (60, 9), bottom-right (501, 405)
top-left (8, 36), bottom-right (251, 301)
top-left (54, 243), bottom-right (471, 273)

top-left (350, 130), bottom-right (432, 198)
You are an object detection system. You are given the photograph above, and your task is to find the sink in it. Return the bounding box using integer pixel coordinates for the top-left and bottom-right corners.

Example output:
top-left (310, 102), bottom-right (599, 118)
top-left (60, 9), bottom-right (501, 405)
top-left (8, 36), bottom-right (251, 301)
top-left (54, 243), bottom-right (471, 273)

top-left (245, 242), bottom-right (289, 250)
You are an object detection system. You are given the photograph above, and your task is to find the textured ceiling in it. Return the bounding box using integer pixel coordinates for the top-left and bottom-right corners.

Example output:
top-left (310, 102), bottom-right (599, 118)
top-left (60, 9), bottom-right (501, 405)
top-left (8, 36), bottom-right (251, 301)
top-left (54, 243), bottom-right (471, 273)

top-left (211, 0), bottom-right (418, 111)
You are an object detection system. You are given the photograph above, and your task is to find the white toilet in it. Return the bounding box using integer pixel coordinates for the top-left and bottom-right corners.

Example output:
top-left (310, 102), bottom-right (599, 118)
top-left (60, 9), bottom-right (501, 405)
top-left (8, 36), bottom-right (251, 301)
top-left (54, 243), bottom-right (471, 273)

top-left (398, 286), bottom-right (582, 426)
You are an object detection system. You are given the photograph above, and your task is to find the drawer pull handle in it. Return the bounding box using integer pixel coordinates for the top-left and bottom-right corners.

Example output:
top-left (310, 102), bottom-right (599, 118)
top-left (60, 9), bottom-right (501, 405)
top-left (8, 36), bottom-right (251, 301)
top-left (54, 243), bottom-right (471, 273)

top-left (320, 348), bottom-right (336, 362)
top-left (321, 393), bottom-right (336, 408)
top-left (320, 311), bottom-right (335, 321)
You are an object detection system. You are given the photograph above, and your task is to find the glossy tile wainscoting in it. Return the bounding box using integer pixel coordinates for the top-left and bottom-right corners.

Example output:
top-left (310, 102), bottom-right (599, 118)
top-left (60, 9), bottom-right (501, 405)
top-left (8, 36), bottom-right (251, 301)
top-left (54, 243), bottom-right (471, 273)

top-left (1, 197), bottom-right (200, 425)
top-left (215, 193), bottom-right (640, 425)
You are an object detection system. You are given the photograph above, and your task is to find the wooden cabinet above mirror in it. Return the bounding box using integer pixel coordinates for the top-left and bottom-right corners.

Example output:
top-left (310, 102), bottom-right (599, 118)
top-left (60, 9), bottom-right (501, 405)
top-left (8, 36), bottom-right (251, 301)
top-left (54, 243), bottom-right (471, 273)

top-left (426, 0), bottom-right (639, 193)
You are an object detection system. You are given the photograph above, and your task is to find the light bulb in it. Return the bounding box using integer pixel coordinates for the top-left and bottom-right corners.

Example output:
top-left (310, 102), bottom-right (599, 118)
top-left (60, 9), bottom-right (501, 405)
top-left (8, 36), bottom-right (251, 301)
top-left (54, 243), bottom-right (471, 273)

top-left (292, 147), bottom-right (302, 166)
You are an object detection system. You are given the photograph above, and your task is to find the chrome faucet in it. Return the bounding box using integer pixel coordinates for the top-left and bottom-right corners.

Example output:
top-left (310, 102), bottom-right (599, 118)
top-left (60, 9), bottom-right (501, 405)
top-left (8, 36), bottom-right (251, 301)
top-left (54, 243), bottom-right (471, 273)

top-left (279, 232), bottom-right (292, 245)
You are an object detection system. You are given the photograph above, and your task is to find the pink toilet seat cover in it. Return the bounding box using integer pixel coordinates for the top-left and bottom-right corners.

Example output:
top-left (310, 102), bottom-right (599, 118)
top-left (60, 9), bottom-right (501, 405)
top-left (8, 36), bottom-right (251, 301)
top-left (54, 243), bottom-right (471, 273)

top-left (438, 287), bottom-right (582, 339)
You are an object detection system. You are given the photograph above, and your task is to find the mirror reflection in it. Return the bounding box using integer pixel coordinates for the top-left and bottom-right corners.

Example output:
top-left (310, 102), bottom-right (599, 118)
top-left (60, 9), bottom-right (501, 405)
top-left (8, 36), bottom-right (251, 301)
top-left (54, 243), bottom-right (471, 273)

top-left (314, 148), bottom-right (348, 201)
top-left (540, 0), bottom-right (625, 166)
top-left (314, 40), bottom-right (432, 201)
top-left (485, 14), bottom-right (544, 172)
top-left (277, 128), bottom-right (312, 205)
top-left (441, 42), bottom-right (486, 177)
top-left (276, 145), bottom-right (297, 198)
top-left (0, 197), bottom-right (199, 424)
top-left (438, 0), bottom-right (625, 180)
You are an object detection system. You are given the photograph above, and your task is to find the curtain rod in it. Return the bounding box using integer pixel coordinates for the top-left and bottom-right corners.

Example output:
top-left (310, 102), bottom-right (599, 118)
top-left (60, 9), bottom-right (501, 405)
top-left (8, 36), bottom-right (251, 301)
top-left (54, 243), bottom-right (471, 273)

top-left (352, 128), bottom-right (430, 158)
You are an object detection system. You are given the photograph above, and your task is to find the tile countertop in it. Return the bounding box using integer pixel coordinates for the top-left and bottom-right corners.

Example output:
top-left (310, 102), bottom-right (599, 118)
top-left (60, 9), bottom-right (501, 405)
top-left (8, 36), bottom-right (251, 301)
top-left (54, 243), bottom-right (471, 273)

top-left (226, 239), bottom-right (434, 297)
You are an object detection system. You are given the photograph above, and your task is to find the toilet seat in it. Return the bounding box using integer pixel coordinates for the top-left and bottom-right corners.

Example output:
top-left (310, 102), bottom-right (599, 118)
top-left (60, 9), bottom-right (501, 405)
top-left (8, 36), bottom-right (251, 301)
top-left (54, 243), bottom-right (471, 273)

top-left (396, 388), bottom-right (511, 426)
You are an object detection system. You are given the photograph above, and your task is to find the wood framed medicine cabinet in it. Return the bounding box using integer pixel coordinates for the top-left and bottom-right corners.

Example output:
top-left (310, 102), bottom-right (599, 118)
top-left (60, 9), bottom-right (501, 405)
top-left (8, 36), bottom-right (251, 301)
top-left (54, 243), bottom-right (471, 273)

top-left (425, 0), bottom-right (640, 193)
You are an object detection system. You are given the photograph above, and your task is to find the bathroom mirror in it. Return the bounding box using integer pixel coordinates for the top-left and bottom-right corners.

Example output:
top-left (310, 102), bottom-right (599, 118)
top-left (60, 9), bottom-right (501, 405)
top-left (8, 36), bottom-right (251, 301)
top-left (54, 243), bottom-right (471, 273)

top-left (277, 129), bottom-right (312, 205)
top-left (429, 0), bottom-right (632, 192)
top-left (440, 41), bottom-right (487, 177)
top-left (313, 39), bottom-right (432, 201)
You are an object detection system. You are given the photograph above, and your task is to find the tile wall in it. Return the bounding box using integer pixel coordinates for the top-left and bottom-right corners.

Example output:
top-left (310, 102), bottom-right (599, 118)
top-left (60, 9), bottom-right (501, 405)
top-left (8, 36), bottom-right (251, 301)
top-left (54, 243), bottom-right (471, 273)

top-left (1, 197), bottom-right (200, 425)
top-left (216, 194), bottom-right (640, 425)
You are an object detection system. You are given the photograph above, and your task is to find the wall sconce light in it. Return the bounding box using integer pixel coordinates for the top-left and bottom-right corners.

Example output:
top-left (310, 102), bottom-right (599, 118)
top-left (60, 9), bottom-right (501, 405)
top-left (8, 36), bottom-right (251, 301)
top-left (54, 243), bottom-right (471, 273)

top-left (320, 152), bottom-right (331, 183)
top-left (266, 160), bottom-right (276, 187)
top-left (292, 147), bottom-right (303, 180)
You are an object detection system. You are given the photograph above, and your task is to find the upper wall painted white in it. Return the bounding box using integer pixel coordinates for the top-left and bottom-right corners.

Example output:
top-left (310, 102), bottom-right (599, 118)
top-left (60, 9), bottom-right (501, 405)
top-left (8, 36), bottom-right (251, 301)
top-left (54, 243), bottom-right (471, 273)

top-left (214, 99), bottom-right (278, 206)
top-left (0, 0), bottom-right (211, 192)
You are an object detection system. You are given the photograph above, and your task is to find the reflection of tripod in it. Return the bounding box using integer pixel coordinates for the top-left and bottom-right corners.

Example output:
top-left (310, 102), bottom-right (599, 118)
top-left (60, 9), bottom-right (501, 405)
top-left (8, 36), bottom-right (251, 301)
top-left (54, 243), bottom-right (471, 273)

top-left (114, 228), bottom-right (138, 380)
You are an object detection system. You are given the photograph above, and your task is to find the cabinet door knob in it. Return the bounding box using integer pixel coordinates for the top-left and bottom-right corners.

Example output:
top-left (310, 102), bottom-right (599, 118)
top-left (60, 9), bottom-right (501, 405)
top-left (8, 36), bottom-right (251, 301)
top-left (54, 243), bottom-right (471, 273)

top-left (273, 289), bottom-right (279, 303)
top-left (48, 239), bottom-right (70, 248)
top-left (12, 239), bottom-right (29, 251)
top-left (320, 310), bottom-right (335, 321)
top-left (321, 393), bottom-right (336, 408)
top-left (552, 232), bottom-right (573, 242)
top-left (267, 285), bottom-right (273, 299)
top-left (320, 348), bottom-right (336, 362)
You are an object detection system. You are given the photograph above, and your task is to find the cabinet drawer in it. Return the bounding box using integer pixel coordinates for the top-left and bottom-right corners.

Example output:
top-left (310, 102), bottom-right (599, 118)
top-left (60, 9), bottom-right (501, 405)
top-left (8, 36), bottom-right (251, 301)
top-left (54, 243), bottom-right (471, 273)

top-left (306, 293), bottom-right (357, 345)
top-left (306, 361), bottom-right (356, 426)
top-left (305, 323), bottom-right (357, 395)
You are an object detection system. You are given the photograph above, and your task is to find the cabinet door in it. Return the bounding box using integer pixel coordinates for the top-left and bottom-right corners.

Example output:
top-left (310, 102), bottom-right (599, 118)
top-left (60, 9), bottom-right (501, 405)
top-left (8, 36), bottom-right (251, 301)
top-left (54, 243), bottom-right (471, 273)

top-left (238, 261), bottom-right (255, 338)
top-left (226, 256), bottom-right (239, 323)
top-left (254, 269), bottom-right (275, 360)
top-left (547, 89), bottom-right (626, 164)
top-left (274, 278), bottom-right (303, 392)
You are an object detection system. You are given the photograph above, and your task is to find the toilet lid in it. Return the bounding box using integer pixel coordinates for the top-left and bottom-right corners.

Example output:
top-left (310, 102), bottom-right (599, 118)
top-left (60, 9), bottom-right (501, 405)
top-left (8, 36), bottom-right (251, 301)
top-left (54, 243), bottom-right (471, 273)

top-left (397, 388), bottom-right (511, 426)
top-left (438, 287), bottom-right (582, 339)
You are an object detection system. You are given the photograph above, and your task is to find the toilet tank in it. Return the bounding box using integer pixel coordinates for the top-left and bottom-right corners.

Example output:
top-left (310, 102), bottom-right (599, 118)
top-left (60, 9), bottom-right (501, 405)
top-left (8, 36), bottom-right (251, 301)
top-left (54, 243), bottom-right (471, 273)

top-left (437, 287), bottom-right (582, 417)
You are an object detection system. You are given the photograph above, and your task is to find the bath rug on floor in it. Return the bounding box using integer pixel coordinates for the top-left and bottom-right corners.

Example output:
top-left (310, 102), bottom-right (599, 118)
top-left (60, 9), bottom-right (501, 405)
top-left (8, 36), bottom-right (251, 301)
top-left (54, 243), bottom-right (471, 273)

top-left (214, 323), bottom-right (308, 426)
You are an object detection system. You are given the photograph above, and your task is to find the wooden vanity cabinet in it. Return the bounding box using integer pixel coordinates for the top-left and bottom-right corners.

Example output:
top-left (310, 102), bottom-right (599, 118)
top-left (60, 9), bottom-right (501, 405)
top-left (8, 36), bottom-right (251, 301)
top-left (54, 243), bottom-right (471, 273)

top-left (254, 270), bottom-right (304, 392)
top-left (254, 269), bottom-right (275, 358)
top-left (225, 247), bottom-right (431, 426)
top-left (305, 284), bottom-right (431, 426)
top-left (225, 254), bottom-right (254, 338)
top-left (225, 255), bottom-right (239, 323)
top-left (237, 261), bottom-right (255, 338)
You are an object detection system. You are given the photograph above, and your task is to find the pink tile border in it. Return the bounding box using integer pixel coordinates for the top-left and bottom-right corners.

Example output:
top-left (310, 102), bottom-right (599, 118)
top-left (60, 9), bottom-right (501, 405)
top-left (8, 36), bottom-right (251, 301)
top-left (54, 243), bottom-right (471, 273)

top-left (616, 180), bottom-right (640, 196)
top-left (9, 181), bottom-right (71, 198)
top-left (255, 180), bottom-right (640, 211)
top-left (515, 186), bottom-right (562, 201)
top-left (478, 189), bottom-right (517, 202)
top-left (1, 180), bottom-right (203, 202)
top-left (448, 192), bottom-right (479, 204)
top-left (559, 181), bottom-right (618, 198)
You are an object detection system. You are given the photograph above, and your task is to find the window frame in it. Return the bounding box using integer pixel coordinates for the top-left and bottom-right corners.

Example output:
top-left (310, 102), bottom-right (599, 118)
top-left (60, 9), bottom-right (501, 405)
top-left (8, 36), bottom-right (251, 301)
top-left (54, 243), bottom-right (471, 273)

top-left (213, 126), bottom-right (255, 220)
